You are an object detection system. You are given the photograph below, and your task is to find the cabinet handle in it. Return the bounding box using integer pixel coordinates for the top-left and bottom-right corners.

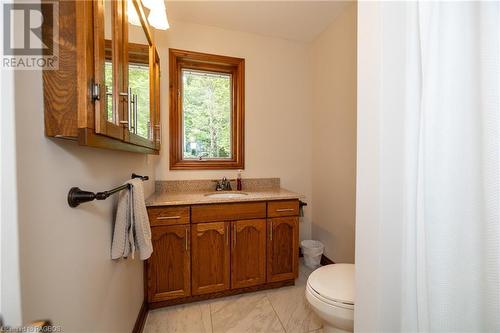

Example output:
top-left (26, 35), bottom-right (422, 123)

top-left (92, 83), bottom-right (101, 101)
top-left (155, 125), bottom-right (161, 144)
top-left (133, 94), bottom-right (138, 134)
top-left (156, 216), bottom-right (181, 220)
top-left (276, 208), bottom-right (294, 212)
top-left (185, 228), bottom-right (188, 251)
top-left (120, 90), bottom-right (132, 131)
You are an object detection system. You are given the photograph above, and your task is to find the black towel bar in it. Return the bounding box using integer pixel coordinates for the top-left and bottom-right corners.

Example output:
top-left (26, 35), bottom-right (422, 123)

top-left (67, 173), bottom-right (149, 208)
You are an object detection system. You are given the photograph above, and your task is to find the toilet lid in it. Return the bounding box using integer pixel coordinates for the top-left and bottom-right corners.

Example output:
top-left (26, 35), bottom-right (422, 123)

top-left (307, 264), bottom-right (354, 305)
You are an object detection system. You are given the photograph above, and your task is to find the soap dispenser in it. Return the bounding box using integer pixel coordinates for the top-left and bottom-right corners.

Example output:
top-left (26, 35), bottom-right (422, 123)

top-left (236, 170), bottom-right (243, 191)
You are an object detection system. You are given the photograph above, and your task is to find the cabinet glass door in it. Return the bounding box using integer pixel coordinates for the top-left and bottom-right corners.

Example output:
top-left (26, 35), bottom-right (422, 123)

top-left (94, 0), bottom-right (123, 140)
top-left (125, 0), bottom-right (154, 147)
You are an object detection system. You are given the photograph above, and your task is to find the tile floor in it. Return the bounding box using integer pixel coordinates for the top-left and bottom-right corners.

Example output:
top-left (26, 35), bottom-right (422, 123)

top-left (144, 259), bottom-right (323, 333)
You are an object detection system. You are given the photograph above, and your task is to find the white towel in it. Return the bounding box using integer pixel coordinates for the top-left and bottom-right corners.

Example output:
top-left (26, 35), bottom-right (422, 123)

top-left (111, 179), bottom-right (153, 260)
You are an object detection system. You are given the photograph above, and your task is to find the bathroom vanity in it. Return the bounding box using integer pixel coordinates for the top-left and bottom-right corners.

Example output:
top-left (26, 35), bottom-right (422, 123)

top-left (144, 181), bottom-right (301, 309)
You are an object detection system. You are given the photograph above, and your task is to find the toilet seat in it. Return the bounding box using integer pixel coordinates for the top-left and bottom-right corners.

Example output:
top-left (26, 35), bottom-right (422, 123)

top-left (306, 264), bottom-right (355, 310)
top-left (306, 283), bottom-right (354, 310)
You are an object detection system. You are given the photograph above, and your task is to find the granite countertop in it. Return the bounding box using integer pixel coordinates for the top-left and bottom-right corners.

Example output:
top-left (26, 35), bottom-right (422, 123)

top-left (146, 188), bottom-right (303, 207)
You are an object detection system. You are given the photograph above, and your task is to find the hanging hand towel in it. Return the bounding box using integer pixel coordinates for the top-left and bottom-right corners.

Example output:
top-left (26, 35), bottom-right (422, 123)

top-left (111, 178), bottom-right (153, 260)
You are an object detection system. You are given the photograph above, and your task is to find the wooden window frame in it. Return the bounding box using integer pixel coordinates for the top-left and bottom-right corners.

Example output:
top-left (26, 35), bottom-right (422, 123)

top-left (169, 48), bottom-right (245, 170)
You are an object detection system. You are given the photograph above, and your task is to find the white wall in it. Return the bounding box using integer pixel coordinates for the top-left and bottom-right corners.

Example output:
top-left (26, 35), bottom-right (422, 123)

top-left (1, 58), bottom-right (23, 327)
top-left (14, 68), bottom-right (156, 331)
top-left (153, 21), bottom-right (313, 240)
top-left (310, 4), bottom-right (357, 263)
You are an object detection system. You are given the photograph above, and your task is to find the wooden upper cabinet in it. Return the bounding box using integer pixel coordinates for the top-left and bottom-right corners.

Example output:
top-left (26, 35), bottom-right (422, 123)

top-left (42, 0), bottom-right (160, 155)
top-left (191, 222), bottom-right (230, 295)
top-left (267, 217), bottom-right (299, 282)
top-left (231, 219), bottom-right (267, 289)
top-left (147, 225), bottom-right (191, 302)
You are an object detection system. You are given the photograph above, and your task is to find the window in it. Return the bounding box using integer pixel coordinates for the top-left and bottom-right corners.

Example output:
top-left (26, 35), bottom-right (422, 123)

top-left (169, 49), bottom-right (245, 170)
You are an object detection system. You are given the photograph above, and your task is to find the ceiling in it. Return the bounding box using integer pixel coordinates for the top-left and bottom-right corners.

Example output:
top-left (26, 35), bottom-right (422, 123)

top-left (165, 1), bottom-right (353, 42)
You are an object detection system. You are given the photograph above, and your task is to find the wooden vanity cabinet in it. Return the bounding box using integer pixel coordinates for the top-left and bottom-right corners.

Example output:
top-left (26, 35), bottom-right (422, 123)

top-left (231, 219), bottom-right (267, 288)
top-left (267, 217), bottom-right (299, 282)
top-left (42, 0), bottom-right (161, 154)
top-left (146, 199), bottom-right (300, 307)
top-left (147, 225), bottom-right (190, 302)
top-left (191, 222), bottom-right (230, 295)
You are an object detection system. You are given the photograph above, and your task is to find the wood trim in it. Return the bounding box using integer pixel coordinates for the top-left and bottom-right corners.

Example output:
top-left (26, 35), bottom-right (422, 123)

top-left (169, 48), bottom-right (245, 170)
top-left (148, 279), bottom-right (294, 309)
top-left (153, 48), bottom-right (161, 150)
top-left (132, 301), bottom-right (148, 333)
top-left (106, 40), bottom-right (149, 64)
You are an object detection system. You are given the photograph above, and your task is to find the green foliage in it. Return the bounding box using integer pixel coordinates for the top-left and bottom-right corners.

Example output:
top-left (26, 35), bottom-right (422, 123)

top-left (104, 61), bottom-right (150, 139)
top-left (129, 64), bottom-right (150, 139)
top-left (182, 70), bottom-right (231, 159)
top-left (105, 62), bottom-right (113, 120)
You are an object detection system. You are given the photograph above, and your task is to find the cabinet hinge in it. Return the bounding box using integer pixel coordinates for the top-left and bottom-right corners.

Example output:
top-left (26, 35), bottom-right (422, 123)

top-left (91, 83), bottom-right (101, 101)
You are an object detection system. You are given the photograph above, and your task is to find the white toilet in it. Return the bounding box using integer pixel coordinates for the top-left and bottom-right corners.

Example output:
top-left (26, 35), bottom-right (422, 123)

top-left (305, 264), bottom-right (354, 333)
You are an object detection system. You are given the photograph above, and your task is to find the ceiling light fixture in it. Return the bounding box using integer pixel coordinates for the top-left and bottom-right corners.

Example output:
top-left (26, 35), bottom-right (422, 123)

top-left (128, 0), bottom-right (142, 26)
top-left (144, 0), bottom-right (170, 30)
top-left (148, 9), bottom-right (170, 30)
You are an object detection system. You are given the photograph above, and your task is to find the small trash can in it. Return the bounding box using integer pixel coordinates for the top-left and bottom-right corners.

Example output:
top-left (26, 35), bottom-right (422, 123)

top-left (301, 240), bottom-right (324, 269)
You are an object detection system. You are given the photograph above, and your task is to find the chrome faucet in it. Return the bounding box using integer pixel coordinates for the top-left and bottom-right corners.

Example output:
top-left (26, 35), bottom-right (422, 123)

top-left (215, 177), bottom-right (232, 191)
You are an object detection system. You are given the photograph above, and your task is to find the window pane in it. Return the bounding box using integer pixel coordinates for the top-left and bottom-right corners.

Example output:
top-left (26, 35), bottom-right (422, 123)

top-left (105, 61), bottom-right (113, 121)
top-left (129, 63), bottom-right (150, 139)
top-left (182, 69), bottom-right (232, 159)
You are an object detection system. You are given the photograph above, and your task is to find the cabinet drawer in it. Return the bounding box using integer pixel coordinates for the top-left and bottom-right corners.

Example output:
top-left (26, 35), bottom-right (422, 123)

top-left (267, 200), bottom-right (299, 218)
top-left (148, 206), bottom-right (190, 226)
top-left (191, 202), bottom-right (266, 223)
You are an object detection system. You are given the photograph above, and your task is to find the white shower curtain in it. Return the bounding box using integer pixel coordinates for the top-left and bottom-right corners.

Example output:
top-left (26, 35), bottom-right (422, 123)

top-left (356, 1), bottom-right (500, 332)
top-left (401, 1), bottom-right (500, 332)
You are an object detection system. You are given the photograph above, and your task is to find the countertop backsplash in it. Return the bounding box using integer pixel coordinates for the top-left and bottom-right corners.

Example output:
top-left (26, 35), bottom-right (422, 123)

top-left (155, 178), bottom-right (281, 193)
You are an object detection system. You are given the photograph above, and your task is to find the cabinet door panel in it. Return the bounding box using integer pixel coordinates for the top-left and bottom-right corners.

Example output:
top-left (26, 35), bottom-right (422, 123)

top-left (191, 222), bottom-right (230, 295)
top-left (94, 0), bottom-right (124, 140)
top-left (267, 217), bottom-right (298, 282)
top-left (123, 0), bottom-right (155, 149)
top-left (147, 225), bottom-right (190, 302)
top-left (231, 219), bottom-right (266, 289)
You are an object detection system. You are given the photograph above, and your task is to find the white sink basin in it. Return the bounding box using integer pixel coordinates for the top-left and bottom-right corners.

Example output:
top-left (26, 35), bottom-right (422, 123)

top-left (205, 192), bottom-right (249, 199)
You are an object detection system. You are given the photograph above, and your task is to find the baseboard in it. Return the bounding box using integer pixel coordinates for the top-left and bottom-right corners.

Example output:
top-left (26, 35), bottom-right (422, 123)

top-left (132, 301), bottom-right (148, 333)
top-left (320, 254), bottom-right (335, 266)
